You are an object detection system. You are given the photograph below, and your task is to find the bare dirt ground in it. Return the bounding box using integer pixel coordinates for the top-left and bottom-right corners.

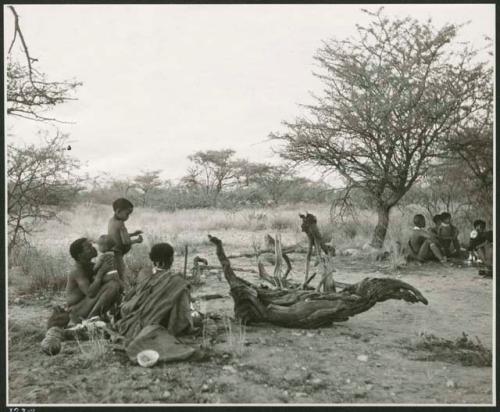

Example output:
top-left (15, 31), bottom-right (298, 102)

top-left (8, 249), bottom-right (494, 405)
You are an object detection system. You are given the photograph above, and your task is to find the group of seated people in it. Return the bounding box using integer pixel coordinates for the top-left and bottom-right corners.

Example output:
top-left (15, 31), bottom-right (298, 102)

top-left (64, 198), bottom-right (494, 331)
top-left (406, 212), bottom-right (493, 273)
top-left (65, 197), bottom-right (193, 335)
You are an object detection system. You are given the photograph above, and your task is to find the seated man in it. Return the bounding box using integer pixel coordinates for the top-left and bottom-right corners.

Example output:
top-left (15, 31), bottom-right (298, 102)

top-left (468, 220), bottom-right (493, 258)
top-left (66, 238), bottom-right (121, 323)
top-left (407, 214), bottom-right (447, 264)
top-left (430, 214), bottom-right (442, 237)
top-left (468, 219), bottom-right (493, 277)
top-left (437, 212), bottom-right (462, 258)
top-left (117, 243), bottom-right (194, 340)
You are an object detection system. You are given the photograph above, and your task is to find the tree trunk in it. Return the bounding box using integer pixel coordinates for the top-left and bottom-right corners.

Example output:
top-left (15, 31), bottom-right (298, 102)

top-left (370, 204), bottom-right (391, 249)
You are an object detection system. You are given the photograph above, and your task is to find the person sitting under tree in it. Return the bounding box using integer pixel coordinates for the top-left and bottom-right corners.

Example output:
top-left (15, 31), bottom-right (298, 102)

top-left (437, 212), bottom-right (462, 258)
top-left (430, 214), bottom-right (443, 237)
top-left (468, 219), bottom-right (494, 277)
top-left (406, 214), bottom-right (447, 264)
top-left (65, 238), bottom-right (122, 324)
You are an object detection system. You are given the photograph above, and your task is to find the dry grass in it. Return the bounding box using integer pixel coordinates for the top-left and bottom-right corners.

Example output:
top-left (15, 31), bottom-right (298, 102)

top-left (403, 332), bottom-right (492, 367)
top-left (75, 325), bottom-right (110, 364)
top-left (222, 316), bottom-right (247, 357)
top-left (9, 246), bottom-right (67, 295)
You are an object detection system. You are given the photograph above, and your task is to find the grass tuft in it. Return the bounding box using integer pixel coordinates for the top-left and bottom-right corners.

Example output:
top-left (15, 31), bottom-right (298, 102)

top-left (404, 332), bottom-right (492, 367)
top-left (222, 316), bottom-right (247, 357)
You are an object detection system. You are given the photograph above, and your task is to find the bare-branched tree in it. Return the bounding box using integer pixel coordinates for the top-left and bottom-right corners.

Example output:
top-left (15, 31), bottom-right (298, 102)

top-left (272, 8), bottom-right (493, 248)
top-left (6, 6), bottom-right (82, 122)
top-left (442, 75), bottom-right (493, 220)
top-left (7, 133), bottom-right (83, 254)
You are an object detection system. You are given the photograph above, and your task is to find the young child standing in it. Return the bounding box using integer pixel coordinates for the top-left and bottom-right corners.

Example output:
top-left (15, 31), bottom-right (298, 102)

top-left (108, 198), bottom-right (143, 283)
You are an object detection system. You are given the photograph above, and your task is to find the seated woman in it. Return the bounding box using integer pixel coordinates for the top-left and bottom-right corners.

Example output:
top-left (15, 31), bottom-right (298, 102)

top-left (406, 214), bottom-right (447, 264)
top-left (116, 243), bottom-right (194, 340)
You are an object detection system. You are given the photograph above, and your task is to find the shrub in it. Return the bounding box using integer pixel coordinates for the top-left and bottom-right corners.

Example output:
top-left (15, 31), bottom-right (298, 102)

top-left (9, 246), bottom-right (67, 295)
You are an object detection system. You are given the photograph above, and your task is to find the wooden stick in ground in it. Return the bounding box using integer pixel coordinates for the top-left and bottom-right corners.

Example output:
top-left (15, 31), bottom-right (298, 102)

top-left (302, 272), bottom-right (317, 289)
top-left (273, 234), bottom-right (284, 289)
top-left (183, 244), bottom-right (188, 278)
top-left (266, 234), bottom-right (293, 280)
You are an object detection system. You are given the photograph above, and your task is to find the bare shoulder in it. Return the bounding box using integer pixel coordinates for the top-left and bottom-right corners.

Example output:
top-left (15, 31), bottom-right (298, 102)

top-left (69, 263), bottom-right (87, 279)
top-left (108, 216), bottom-right (123, 233)
top-left (108, 216), bottom-right (121, 229)
top-left (68, 265), bottom-right (81, 281)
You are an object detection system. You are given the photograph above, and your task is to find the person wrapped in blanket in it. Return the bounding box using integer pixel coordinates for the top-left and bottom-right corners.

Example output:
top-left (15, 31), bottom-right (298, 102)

top-left (116, 242), bottom-right (196, 339)
top-left (467, 219), bottom-right (493, 277)
top-left (115, 242), bottom-right (208, 364)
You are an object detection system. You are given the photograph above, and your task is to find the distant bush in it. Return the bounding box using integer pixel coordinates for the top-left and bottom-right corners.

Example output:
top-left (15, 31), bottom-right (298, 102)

top-left (78, 179), bottom-right (332, 212)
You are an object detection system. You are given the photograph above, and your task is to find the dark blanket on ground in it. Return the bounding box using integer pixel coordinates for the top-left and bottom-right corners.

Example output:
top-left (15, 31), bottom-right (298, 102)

top-left (116, 270), bottom-right (193, 341)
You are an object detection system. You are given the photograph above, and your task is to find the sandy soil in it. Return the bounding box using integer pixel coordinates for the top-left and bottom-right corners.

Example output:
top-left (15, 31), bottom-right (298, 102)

top-left (7, 251), bottom-right (494, 405)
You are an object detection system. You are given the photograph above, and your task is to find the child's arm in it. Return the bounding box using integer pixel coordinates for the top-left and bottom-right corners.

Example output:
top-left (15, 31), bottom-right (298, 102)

top-left (94, 254), bottom-right (104, 270)
top-left (130, 234), bottom-right (143, 245)
top-left (129, 230), bottom-right (143, 237)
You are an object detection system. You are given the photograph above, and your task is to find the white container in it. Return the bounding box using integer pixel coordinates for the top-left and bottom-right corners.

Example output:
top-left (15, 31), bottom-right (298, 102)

top-left (137, 350), bottom-right (160, 367)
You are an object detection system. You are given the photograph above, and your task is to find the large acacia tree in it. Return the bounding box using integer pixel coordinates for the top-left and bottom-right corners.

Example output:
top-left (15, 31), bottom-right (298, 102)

top-left (134, 170), bottom-right (163, 207)
top-left (272, 9), bottom-right (492, 248)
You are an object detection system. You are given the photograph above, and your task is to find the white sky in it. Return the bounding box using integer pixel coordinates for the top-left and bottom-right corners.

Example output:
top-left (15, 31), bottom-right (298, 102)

top-left (4, 4), bottom-right (495, 184)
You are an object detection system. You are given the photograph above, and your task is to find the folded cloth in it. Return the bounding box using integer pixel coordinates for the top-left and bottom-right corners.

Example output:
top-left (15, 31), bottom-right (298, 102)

top-left (126, 324), bottom-right (196, 363)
